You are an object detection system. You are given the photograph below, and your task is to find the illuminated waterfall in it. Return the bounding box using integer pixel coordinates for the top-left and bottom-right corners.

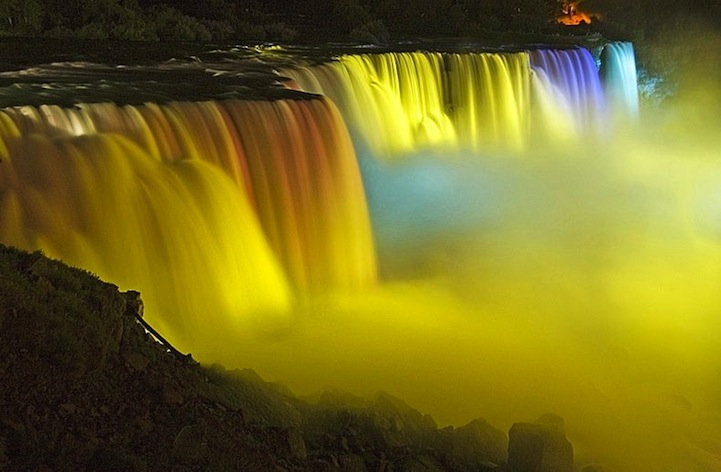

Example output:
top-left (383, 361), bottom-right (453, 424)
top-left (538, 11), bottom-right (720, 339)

top-left (283, 51), bottom-right (532, 155)
top-left (0, 42), bottom-right (638, 349)
top-left (2, 39), bottom-right (721, 472)
top-left (284, 45), bottom-right (636, 156)
top-left (0, 129), bottom-right (292, 349)
top-left (600, 42), bottom-right (640, 123)
top-left (0, 97), bottom-right (376, 349)
top-left (528, 47), bottom-right (606, 136)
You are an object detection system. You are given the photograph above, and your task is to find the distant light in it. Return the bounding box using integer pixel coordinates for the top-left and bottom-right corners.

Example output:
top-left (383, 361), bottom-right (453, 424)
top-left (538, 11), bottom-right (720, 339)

top-left (557, 1), bottom-right (602, 26)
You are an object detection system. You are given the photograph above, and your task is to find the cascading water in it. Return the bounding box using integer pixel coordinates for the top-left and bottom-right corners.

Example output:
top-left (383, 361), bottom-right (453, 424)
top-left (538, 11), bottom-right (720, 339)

top-left (0, 97), bottom-right (375, 349)
top-left (284, 51), bottom-right (532, 154)
top-left (600, 41), bottom-right (640, 123)
top-left (0, 40), bottom-right (719, 472)
top-left (528, 47), bottom-right (607, 135)
top-left (282, 45), bottom-right (635, 155)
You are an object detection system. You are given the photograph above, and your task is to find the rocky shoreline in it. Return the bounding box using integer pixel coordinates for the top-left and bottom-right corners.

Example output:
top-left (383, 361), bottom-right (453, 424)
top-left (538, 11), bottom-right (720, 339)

top-left (0, 244), bottom-right (580, 471)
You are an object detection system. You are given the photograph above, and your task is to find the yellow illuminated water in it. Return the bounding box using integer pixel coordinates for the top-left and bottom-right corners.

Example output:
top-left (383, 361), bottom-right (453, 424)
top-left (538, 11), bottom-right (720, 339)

top-left (1, 39), bottom-right (720, 472)
top-left (0, 130), bottom-right (292, 348)
top-left (0, 98), bottom-right (376, 349)
top-left (284, 51), bottom-right (534, 155)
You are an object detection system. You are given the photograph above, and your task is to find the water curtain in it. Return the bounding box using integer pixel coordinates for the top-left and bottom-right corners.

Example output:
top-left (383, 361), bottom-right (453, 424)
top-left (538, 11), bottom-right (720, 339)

top-left (284, 43), bottom-right (638, 155)
top-left (0, 42), bottom-right (638, 348)
top-left (0, 98), bottom-right (375, 349)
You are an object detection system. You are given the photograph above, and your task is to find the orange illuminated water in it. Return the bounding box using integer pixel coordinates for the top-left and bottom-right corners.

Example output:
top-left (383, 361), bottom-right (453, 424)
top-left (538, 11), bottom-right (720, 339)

top-left (0, 98), bottom-right (375, 349)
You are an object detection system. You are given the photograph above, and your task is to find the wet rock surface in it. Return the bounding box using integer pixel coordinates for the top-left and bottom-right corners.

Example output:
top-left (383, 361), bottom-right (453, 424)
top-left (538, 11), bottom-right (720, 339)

top-left (0, 244), bottom-right (578, 471)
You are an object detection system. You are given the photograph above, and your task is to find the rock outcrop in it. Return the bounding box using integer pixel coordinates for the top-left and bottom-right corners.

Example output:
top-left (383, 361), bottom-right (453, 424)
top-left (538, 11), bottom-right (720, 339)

top-left (507, 414), bottom-right (574, 472)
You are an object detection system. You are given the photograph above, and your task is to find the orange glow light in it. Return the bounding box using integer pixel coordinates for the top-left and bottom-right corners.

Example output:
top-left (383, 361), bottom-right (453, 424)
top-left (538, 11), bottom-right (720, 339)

top-left (558, 1), bottom-right (600, 25)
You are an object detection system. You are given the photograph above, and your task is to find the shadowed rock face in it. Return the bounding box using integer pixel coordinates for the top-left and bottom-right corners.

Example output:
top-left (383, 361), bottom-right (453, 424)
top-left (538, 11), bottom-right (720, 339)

top-left (507, 418), bottom-right (574, 472)
top-left (0, 243), bottom-right (574, 471)
top-left (0, 244), bottom-right (298, 470)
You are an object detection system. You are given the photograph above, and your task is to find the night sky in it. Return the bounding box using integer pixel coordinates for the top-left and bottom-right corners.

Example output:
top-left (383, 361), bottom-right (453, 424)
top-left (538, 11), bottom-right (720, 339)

top-left (1, 0), bottom-right (718, 43)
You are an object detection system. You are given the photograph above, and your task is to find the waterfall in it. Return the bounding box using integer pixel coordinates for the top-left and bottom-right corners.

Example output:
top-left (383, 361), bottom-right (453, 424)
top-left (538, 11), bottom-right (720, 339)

top-left (600, 41), bottom-right (640, 124)
top-left (0, 97), bottom-right (376, 349)
top-left (528, 47), bottom-right (607, 135)
top-left (284, 51), bottom-right (532, 155)
top-left (0, 42), bottom-right (639, 349)
top-left (5, 41), bottom-right (721, 472)
top-left (284, 45), bottom-right (637, 157)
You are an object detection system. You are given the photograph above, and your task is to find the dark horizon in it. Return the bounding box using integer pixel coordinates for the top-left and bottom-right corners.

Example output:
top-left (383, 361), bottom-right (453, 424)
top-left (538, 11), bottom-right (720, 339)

top-left (1, 0), bottom-right (718, 44)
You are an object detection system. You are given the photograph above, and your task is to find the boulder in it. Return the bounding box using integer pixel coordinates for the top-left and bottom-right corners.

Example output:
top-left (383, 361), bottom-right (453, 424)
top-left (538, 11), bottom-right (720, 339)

top-left (507, 418), bottom-right (573, 472)
top-left (453, 418), bottom-right (508, 465)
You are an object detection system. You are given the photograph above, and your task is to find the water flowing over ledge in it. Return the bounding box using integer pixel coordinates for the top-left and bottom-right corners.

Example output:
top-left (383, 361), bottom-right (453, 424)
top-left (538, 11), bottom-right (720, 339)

top-left (4, 40), bottom-right (719, 472)
top-left (0, 43), bottom-right (639, 343)
top-left (283, 44), bottom-right (638, 154)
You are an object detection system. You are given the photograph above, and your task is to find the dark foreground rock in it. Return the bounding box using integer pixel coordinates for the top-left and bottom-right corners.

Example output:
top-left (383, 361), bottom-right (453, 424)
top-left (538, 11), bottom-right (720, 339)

top-left (507, 415), bottom-right (574, 472)
top-left (0, 244), bottom-right (578, 471)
